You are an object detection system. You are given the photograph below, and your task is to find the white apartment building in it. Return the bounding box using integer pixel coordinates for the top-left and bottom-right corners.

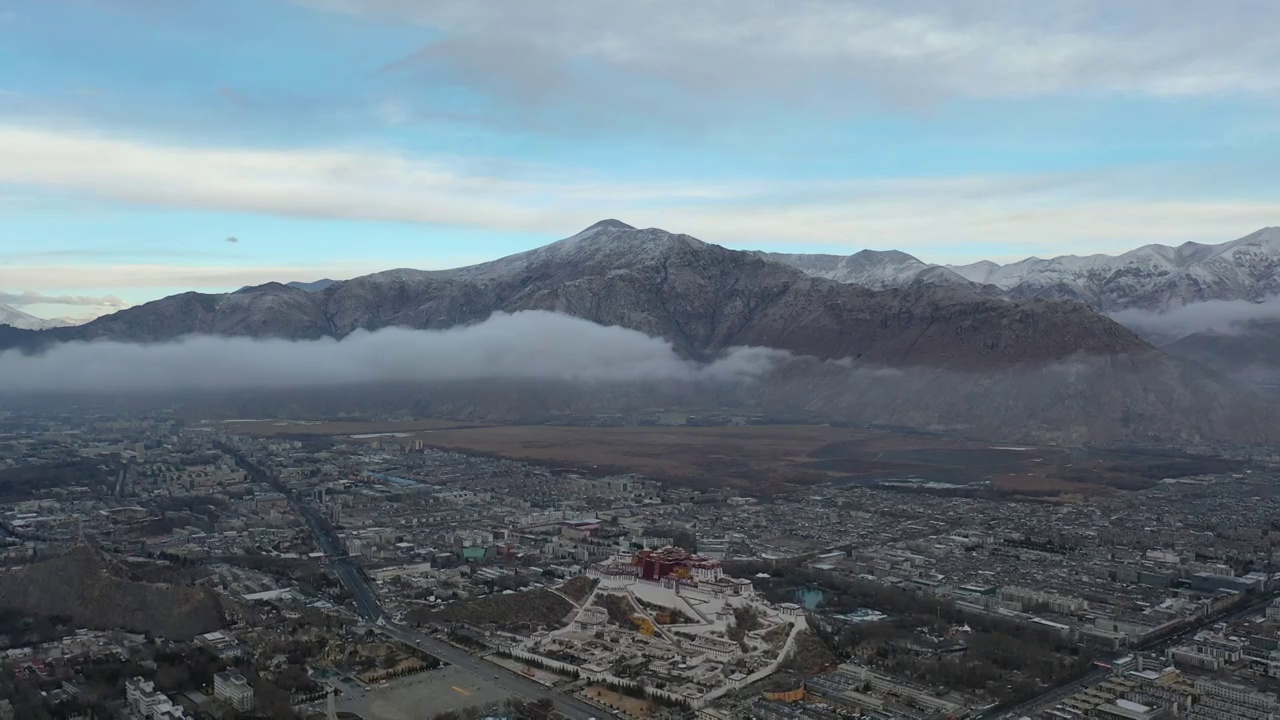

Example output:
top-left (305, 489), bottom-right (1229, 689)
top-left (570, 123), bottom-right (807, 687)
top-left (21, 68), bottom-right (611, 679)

top-left (214, 670), bottom-right (255, 712)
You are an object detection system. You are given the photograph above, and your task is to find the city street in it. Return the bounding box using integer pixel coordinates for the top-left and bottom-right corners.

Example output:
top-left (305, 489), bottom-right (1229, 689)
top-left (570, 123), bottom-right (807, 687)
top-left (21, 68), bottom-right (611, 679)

top-left (219, 447), bottom-right (613, 720)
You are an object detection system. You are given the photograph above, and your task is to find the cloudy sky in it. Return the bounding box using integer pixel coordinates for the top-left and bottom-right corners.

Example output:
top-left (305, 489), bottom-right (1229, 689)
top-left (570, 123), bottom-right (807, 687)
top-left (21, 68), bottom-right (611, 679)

top-left (1, 0), bottom-right (1278, 320)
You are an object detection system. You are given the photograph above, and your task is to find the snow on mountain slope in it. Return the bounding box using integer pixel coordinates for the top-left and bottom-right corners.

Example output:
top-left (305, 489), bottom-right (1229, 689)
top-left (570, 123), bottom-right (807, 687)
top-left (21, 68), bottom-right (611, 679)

top-left (945, 227), bottom-right (1280, 311)
top-left (782, 227), bottom-right (1280, 312)
top-left (948, 260), bottom-right (1000, 285)
top-left (757, 249), bottom-right (972, 290)
top-left (950, 253), bottom-right (1131, 289)
top-left (342, 221), bottom-right (657, 289)
top-left (0, 304), bottom-right (77, 330)
top-left (430, 219), bottom-right (705, 282)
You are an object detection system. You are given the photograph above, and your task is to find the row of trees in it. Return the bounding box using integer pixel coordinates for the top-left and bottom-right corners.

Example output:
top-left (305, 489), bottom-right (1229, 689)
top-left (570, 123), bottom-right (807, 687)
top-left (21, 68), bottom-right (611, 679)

top-left (431, 698), bottom-right (556, 720)
top-left (727, 606), bottom-right (762, 641)
top-left (733, 563), bottom-right (1095, 704)
top-left (494, 648), bottom-right (580, 679)
top-left (593, 676), bottom-right (694, 710)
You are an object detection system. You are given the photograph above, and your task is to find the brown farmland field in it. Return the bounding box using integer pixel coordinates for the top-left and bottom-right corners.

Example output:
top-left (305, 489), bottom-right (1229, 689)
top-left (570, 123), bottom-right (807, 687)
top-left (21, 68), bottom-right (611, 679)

top-left (219, 419), bottom-right (1241, 496)
top-left (218, 418), bottom-right (481, 437)
top-left (410, 425), bottom-right (1037, 493)
top-left (991, 474), bottom-right (1098, 497)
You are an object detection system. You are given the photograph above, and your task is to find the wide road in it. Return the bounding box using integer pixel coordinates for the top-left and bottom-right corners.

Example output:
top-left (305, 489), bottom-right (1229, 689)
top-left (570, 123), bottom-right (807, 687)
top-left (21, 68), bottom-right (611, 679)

top-left (218, 441), bottom-right (384, 621)
top-left (333, 560), bottom-right (382, 622)
top-left (296, 499), bottom-right (384, 622)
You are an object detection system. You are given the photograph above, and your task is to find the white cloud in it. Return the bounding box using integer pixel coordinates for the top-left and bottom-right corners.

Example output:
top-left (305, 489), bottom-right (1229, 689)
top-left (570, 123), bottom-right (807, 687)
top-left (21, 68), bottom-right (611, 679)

top-left (1, 124), bottom-right (1278, 267)
top-left (296, 0), bottom-right (1280, 103)
top-left (0, 311), bottom-right (791, 394)
top-left (655, 199), bottom-right (1280, 259)
top-left (0, 263), bottom-right (400, 292)
top-left (0, 125), bottom-right (743, 234)
top-left (0, 290), bottom-right (128, 308)
top-left (1111, 297), bottom-right (1280, 340)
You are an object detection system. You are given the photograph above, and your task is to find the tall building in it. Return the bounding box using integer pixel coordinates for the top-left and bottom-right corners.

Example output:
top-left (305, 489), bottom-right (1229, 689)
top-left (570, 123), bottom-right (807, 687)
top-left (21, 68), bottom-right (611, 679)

top-left (126, 677), bottom-right (163, 718)
top-left (126, 677), bottom-right (189, 719)
top-left (633, 546), bottom-right (724, 582)
top-left (214, 670), bottom-right (255, 712)
top-left (1267, 597), bottom-right (1280, 622)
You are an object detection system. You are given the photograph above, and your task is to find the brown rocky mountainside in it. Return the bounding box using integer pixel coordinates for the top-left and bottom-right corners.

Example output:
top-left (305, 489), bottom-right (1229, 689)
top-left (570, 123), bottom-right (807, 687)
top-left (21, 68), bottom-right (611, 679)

top-left (763, 352), bottom-right (1276, 445)
top-left (3, 221), bottom-right (1276, 443)
top-left (1163, 320), bottom-right (1280, 385)
top-left (0, 547), bottom-right (223, 639)
top-left (35, 221), bottom-right (1148, 370)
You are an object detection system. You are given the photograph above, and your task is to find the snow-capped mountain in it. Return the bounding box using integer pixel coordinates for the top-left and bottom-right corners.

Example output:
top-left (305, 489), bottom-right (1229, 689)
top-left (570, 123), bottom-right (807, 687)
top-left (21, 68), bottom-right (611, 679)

top-left (764, 227), bottom-right (1280, 385)
top-left (756, 249), bottom-right (972, 290)
top-left (81, 219), bottom-right (1135, 367)
top-left (945, 227), bottom-right (1280, 312)
top-left (0, 304), bottom-right (77, 330)
top-left (429, 219), bottom-right (689, 282)
top-left (768, 227), bottom-right (1280, 313)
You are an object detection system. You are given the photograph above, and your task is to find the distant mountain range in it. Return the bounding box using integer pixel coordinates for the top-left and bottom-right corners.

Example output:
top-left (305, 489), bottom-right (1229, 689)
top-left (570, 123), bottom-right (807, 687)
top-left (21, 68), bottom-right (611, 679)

top-left (2, 220), bottom-right (1274, 445)
top-left (767, 227), bottom-right (1280, 312)
top-left (233, 279), bottom-right (335, 294)
top-left (0, 304), bottom-right (79, 331)
top-left (765, 227), bottom-right (1280, 382)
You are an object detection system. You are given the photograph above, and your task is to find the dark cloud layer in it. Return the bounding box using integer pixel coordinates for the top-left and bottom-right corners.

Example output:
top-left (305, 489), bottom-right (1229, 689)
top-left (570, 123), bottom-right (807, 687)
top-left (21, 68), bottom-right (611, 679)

top-left (0, 311), bottom-right (790, 394)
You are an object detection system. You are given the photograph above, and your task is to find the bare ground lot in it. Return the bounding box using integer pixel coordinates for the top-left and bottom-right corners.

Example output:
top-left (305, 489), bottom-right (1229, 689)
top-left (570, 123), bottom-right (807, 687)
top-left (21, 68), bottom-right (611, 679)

top-left (583, 685), bottom-right (660, 718)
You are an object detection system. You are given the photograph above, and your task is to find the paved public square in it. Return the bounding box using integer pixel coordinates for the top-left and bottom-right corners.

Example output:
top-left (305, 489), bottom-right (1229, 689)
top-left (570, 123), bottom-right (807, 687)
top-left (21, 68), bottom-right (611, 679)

top-left (337, 665), bottom-right (514, 720)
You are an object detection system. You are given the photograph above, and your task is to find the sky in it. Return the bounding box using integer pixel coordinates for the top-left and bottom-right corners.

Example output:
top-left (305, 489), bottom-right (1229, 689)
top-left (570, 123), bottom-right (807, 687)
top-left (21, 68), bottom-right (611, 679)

top-left (1, 0), bottom-right (1279, 320)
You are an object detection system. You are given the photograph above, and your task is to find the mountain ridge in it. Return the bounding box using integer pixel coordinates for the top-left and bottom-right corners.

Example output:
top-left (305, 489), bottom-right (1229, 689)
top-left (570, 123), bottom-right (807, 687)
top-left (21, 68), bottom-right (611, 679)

top-left (40, 222), bottom-right (1149, 370)
top-left (761, 227), bottom-right (1280, 385)
top-left (2, 221), bottom-right (1273, 444)
top-left (754, 249), bottom-right (974, 290)
top-left (766, 226), bottom-right (1280, 313)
